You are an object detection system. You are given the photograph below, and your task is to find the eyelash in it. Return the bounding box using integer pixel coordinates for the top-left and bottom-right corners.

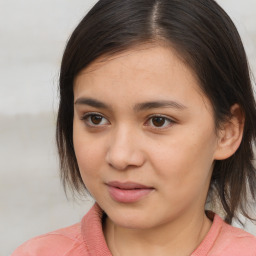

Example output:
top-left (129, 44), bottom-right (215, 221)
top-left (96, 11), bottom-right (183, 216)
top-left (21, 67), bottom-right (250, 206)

top-left (81, 112), bottom-right (110, 127)
top-left (80, 112), bottom-right (175, 129)
top-left (144, 114), bottom-right (175, 129)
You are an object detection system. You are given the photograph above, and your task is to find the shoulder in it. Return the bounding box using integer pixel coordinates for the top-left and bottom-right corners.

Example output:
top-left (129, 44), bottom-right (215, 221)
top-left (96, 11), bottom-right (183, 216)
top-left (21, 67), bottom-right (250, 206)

top-left (211, 215), bottom-right (256, 256)
top-left (193, 213), bottom-right (256, 256)
top-left (11, 204), bottom-right (106, 256)
top-left (218, 221), bottom-right (256, 254)
top-left (11, 222), bottom-right (89, 256)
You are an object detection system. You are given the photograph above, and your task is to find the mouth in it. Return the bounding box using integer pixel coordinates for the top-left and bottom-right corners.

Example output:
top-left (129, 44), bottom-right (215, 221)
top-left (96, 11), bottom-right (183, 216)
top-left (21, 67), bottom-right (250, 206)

top-left (106, 181), bottom-right (154, 203)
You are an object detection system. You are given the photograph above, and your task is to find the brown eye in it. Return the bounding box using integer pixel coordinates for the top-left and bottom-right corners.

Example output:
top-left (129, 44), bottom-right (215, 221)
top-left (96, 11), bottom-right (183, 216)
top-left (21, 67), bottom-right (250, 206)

top-left (152, 117), bottom-right (166, 127)
top-left (81, 113), bottom-right (109, 127)
top-left (146, 115), bottom-right (174, 129)
top-left (90, 115), bottom-right (103, 125)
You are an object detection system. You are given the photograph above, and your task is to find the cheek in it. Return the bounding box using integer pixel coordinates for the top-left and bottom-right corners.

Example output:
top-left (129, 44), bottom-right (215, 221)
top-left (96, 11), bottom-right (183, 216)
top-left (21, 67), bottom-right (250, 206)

top-left (148, 140), bottom-right (215, 211)
top-left (148, 127), bottom-right (217, 190)
top-left (73, 137), bottom-right (107, 199)
top-left (73, 125), bottom-right (105, 182)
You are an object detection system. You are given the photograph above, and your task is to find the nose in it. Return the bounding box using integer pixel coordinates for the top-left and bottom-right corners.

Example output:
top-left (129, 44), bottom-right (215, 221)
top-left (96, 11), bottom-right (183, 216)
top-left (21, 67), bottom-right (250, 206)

top-left (105, 126), bottom-right (145, 170)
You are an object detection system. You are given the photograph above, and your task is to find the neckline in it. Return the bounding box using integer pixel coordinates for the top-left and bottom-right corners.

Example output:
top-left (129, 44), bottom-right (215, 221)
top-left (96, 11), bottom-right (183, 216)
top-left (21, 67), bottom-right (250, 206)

top-left (82, 203), bottom-right (223, 256)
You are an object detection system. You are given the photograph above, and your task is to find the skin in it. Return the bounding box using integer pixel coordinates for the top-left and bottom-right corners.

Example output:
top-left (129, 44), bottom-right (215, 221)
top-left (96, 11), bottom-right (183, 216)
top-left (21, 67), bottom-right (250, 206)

top-left (73, 45), bottom-right (243, 256)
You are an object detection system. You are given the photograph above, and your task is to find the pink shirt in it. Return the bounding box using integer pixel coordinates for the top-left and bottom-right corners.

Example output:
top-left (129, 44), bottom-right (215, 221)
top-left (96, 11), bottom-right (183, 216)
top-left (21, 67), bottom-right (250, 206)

top-left (12, 203), bottom-right (256, 256)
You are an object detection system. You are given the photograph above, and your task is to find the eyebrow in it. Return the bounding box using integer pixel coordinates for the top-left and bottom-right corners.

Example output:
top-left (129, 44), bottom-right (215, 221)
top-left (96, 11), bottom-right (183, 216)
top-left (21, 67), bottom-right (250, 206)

top-left (134, 100), bottom-right (187, 111)
top-left (75, 97), bottom-right (111, 109)
top-left (75, 97), bottom-right (187, 111)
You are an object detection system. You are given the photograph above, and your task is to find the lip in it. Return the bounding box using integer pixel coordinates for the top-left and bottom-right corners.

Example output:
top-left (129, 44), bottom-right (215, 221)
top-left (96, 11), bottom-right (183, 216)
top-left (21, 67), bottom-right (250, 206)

top-left (106, 181), bottom-right (154, 203)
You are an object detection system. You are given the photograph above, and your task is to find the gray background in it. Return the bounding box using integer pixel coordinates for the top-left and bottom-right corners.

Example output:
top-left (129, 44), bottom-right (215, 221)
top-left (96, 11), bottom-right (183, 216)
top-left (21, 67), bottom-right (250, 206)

top-left (1, 1), bottom-right (255, 255)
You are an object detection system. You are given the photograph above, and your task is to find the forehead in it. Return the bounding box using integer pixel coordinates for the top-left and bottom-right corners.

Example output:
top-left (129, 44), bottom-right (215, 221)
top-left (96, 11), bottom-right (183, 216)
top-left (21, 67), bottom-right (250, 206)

top-left (73, 45), bottom-right (211, 112)
top-left (75, 45), bottom-right (196, 86)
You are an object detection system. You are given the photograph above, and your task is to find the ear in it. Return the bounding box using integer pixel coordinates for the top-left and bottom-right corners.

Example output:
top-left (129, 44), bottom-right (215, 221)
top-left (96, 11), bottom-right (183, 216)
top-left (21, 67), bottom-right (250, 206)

top-left (214, 104), bottom-right (245, 160)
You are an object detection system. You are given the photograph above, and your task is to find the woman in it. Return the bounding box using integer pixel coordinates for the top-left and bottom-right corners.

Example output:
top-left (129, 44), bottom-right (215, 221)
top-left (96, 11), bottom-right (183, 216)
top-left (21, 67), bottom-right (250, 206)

top-left (12, 0), bottom-right (256, 255)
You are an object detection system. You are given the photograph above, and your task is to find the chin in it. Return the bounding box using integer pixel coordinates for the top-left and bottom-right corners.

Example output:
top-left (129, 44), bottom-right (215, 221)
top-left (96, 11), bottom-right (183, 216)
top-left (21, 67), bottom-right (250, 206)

top-left (104, 205), bottom-right (158, 230)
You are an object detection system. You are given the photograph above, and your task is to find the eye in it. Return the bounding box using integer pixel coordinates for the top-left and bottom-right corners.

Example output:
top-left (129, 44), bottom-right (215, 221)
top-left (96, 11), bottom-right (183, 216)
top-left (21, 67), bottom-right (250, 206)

top-left (81, 113), bottom-right (110, 127)
top-left (145, 115), bottom-right (174, 128)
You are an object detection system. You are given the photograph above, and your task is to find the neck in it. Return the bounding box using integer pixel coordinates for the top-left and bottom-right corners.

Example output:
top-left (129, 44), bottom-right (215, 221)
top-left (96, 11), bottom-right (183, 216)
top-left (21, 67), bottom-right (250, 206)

top-left (104, 210), bottom-right (212, 256)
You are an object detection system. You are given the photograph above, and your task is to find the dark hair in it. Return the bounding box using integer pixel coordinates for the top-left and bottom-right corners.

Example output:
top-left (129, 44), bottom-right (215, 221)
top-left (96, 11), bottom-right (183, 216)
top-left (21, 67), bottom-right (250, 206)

top-left (56, 0), bottom-right (256, 224)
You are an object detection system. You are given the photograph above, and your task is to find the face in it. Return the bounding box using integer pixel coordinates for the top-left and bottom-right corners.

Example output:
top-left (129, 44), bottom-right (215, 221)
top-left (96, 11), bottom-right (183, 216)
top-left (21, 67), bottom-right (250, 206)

top-left (73, 45), bottom-right (220, 230)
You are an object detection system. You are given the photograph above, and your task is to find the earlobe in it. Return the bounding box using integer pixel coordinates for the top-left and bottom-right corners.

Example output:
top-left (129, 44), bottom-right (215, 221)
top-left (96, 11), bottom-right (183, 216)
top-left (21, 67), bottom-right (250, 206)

top-left (214, 104), bottom-right (245, 160)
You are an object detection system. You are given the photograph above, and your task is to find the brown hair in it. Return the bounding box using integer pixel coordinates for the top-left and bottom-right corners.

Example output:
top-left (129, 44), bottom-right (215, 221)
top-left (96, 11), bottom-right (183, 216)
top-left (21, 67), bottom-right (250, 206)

top-left (56, 0), bottom-right (256, 224)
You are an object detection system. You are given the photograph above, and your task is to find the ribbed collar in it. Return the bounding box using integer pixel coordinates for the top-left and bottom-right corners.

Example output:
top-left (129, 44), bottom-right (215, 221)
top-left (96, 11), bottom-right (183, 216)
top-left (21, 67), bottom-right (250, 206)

top-left (191, 213), bottom-right (223, 255)
top-left (82, 203), bottom-right (223, 256)
top-left (82, 203), bottom-right (112, 256)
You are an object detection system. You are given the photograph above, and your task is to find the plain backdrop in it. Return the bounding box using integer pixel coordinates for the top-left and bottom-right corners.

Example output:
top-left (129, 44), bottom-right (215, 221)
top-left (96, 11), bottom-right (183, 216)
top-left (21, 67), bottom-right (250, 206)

top-left (0, 1), bottom-right (255, 255)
